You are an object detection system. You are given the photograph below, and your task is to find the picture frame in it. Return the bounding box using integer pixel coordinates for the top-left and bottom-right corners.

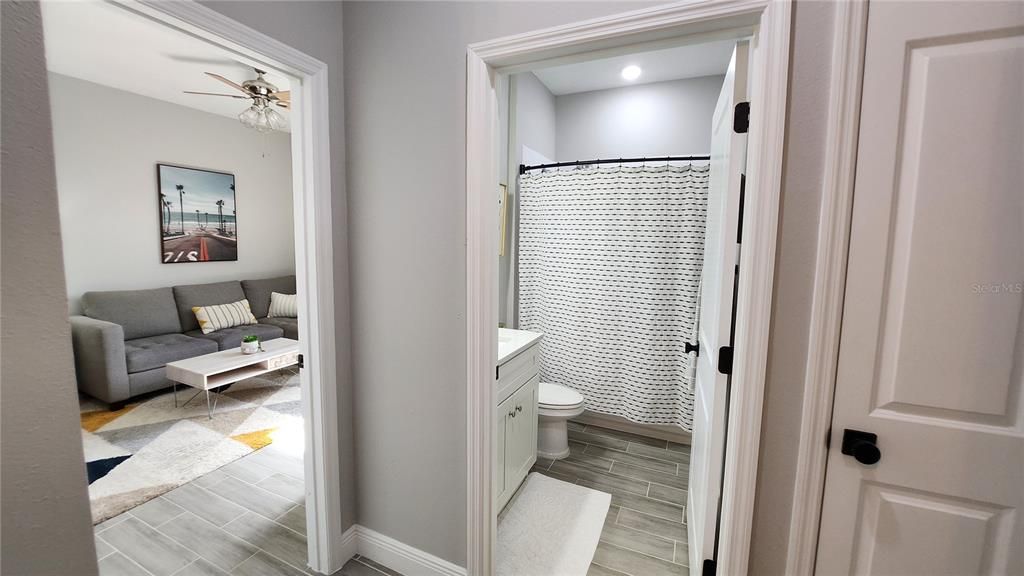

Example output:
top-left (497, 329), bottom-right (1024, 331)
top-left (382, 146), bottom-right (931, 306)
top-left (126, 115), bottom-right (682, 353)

top-left (157, 163), bottom-right (238, 263)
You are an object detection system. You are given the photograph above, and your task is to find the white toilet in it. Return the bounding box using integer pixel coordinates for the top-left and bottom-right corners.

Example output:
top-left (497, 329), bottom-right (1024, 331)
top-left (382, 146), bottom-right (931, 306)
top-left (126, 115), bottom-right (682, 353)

top-left (537, 382), bottom-right (586, 459)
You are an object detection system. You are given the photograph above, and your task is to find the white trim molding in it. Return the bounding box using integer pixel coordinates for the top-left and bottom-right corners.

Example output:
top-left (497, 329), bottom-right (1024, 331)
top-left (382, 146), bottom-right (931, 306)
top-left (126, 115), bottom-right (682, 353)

top-left (784, 2), bottom-right (869, 574)
top-left (111, 2), bottom-right (347, 574)
top-left (356, 526), bottom-right (467, 576)
top-left (466, 1), bottom-right (792, 574)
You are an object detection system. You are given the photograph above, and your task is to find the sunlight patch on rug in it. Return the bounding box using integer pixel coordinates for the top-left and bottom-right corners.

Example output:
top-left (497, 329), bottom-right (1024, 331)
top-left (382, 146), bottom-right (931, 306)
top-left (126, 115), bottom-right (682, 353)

top-left (232, 428), bottom-right (277, 450)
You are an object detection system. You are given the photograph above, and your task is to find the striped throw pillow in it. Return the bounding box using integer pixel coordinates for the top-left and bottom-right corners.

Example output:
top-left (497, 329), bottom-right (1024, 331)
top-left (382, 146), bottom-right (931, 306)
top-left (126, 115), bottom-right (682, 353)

top-left (268, 292), bottom-right (298, 318)
top-left (192, 300), bottom-right (258, 334)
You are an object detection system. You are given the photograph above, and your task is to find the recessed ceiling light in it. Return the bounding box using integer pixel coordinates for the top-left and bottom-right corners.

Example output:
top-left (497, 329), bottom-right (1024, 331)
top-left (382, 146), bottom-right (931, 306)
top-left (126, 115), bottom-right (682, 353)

top-left (621, 65), bottom-right (642, 81)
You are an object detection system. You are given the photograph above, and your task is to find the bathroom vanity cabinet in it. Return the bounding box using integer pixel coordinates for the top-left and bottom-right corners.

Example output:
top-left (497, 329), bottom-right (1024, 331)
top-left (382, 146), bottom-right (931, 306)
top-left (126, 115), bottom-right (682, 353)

top-left (495, 329), bottom-right (542, 512)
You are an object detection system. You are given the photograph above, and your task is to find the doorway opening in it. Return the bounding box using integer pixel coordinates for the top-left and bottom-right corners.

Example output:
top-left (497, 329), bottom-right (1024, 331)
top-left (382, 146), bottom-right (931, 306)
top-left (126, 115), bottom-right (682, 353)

top-left (40, 1), bottom-right (344, 574)
top-left (466, 2), bottom-right (791, 575)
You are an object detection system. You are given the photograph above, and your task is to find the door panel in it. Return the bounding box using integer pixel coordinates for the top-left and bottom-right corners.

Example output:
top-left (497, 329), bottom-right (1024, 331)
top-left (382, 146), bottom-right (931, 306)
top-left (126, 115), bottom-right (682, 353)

top-left (688, 41), bottom-right (748, 572)
top-left (817, 2), bottom-right (1024, 574)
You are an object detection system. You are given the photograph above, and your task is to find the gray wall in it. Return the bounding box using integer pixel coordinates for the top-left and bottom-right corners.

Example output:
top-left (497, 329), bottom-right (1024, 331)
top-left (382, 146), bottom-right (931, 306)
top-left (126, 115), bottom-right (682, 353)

top-left (343, 2), bottom-right (661, 565)
top-left (749, 2), bottom-right (835, 572)
top-left (49, 74), bottom-right (295, 312)
top-left (200, 0), bottom-right (357, 532)
top-left (1, 2), bottom-right (99, 574)
top-left (345, 1), bottom-right (839, 571)
top-left (556, 75), bottom-right (723, 161)
top-left (500, 71), bottom-right (557, 327)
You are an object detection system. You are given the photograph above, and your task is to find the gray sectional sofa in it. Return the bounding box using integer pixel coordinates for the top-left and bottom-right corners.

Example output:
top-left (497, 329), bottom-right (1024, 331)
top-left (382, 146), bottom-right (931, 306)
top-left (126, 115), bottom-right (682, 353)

top-left (70, 275), bottom-right (297, 407)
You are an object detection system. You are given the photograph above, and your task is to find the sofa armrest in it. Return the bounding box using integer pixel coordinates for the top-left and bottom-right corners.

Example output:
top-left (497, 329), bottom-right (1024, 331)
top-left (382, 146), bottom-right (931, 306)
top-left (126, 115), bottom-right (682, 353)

top-left (70, 315), bottom-right (130, 404)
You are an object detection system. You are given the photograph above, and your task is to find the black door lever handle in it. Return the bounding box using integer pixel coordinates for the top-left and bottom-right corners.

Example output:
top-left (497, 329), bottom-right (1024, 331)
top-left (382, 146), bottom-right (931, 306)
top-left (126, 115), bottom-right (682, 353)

top-left (841, 429), bottom-right (881, 465)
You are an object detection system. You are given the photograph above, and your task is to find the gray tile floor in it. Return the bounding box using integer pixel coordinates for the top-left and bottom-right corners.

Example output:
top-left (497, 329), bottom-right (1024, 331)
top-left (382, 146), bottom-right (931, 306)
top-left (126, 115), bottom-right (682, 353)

top-left (531, 421), bottom-right (691, 576)
top-left (93, 444), bottom-right (398, 576)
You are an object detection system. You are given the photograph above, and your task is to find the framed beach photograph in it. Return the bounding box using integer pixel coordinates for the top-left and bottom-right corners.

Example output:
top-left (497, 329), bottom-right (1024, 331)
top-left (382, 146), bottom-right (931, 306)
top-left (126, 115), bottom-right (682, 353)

top-left (157, 164), bottom-right (237, 263)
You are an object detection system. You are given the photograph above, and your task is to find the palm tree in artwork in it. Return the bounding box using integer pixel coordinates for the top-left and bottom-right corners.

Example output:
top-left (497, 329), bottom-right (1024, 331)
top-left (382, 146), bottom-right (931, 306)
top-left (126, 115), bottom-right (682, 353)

top-left (175, 184), bottom-right (186, 234)
top-left (216, 199), bottom-right (225, 234)
top-left (163, 199), bottom-right (173, 234)
top-left (229, 183), bottom-right (236, 236)
top-left (195, 209), bottom-right (202, 231)
top-left (159, 193), bottom-right (170, 234)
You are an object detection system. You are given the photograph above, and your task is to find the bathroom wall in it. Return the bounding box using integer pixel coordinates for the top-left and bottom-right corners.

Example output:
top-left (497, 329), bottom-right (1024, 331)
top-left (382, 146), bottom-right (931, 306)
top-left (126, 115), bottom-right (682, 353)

top-left (501, 71), bottom-right (557, 327)
top-left (555, 75), bottom-right (723, 161)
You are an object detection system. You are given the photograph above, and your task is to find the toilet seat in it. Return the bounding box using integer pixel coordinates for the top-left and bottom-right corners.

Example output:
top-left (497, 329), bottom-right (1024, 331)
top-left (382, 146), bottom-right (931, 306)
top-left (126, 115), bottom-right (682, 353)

top-left (539, 382), bottom-right (584, 410)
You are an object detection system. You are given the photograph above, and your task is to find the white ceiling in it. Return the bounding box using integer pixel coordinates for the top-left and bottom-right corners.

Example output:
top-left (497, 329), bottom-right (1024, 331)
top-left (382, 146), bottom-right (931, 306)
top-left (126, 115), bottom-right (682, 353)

top-left (41, 0), bottom-right (292, 130)
top-left (532, 40), bottom-right (735, 96)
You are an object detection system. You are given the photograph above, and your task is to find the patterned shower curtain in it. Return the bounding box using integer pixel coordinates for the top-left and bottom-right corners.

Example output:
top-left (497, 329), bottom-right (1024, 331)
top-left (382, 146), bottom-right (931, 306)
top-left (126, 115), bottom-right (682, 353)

top-left (517, 164), bottom-right (709, 430)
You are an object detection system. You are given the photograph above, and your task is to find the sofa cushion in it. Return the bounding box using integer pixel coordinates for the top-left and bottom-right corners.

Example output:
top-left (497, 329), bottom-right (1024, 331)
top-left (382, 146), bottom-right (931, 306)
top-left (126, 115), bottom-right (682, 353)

top-left (81, 288), bottom-right (182, 340)
top-left (192, 299), bottom-right (258, 334)
top-left (124, 333), bottom-right (218, 374)
top-left (241, 275), bottom-right (296, 319)
top-left (186, 323), bottom-right (284, 351)
top-left (173, 281), bottom-right (246, 333)
top-left (258, 317), bottom-right (299, 340)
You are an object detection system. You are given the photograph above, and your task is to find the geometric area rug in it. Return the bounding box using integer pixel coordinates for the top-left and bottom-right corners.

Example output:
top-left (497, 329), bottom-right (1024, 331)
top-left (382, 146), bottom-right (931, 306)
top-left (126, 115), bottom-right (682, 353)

top-left (80, 367), bottom-right (302, 524)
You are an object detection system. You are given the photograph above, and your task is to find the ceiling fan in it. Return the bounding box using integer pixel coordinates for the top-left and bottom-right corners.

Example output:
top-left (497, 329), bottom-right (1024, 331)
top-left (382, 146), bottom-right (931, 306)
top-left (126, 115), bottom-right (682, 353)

top-left (185, 68), bottom-right (290, 132)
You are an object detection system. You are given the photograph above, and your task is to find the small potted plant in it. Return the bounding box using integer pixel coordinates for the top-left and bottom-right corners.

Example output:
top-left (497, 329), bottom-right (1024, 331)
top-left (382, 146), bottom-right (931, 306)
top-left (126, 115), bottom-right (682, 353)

top-left (241, 335), bottom-right (261, 354)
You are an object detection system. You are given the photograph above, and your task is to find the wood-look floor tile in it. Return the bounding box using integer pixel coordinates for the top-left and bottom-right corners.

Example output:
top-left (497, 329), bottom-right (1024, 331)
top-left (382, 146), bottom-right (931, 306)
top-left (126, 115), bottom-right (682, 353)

top-left (588, 562), bottom-right (630, 576)
top-left (231, 551), bottom-right (307, 576)
top-left (98, 552), bottom-right (150, 576)
top-left (599, 520), bottom-right (676, 561)
top-left (626, 442), bottom-right (691, 465)
top-left (584, 425), bottom-right (669, 449)
top-left (256, 473), bottom-right (305, 504)
top-left (223, 512), bottom-right (308, 572)
top-left (563, 450), bottom-right (615, 472)
top-left (100, 516), bottom-right (197, 576)
top-left (567, 420), bottom-right (587, 432)
top-left (674, 538), bottom-right (689, 566)
top-left (275, 505), bottom-right (307, 536)
top-left (340, 558), bottom-right (388, 576)
top-left (568, 429), bottom-right (628, 451)
top-left (95, 534), bottom-right (115, 561)
top-left (534, 457), bottom-right (555, 470)
top-left (131, 496), bottom-right (185, 528)
top-left (533, 465), bottom-right (576, 484)
top-left (192, 469), bottom-right (230, 490)
top-left (95, 513), bottom-right (130, 534)
top-left (175, 558), bottom-right (229, 576)
top-left (164, 484), bottom-right (247, 527)
top-left (592, 542), bottom-right (686, 576)
top-left (667, 442), bottom-right (690, 454)
top-left (207, 475), bottom-right (296, 521)
top-left (245, 448), bottom-right (304, 481)
top-left (610, 462), bottom-right (687, 490)
top-left (585, 445), bottom-right (679, 475)
top-left (221, 457), bottom-right (278, 485)
top-left (354, 555), bottom-right (402, 576)
top-left (159, 512), bottom-right (258, 572)
top-left (648, 483), bottom-right (687, 507)
top-left (616, 508), bottom-right (686, 542)
top-left (549, 460), bottom-right (649, 496)
top-left (578, 479), bottom-right (683, 523)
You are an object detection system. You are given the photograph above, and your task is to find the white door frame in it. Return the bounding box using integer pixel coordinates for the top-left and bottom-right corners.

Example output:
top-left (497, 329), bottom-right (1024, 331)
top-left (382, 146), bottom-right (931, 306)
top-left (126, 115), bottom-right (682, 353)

top-left (109, 1), bottom-right (345, 574)
top-left (466, 1), bottom-right (791, 574)
top-left (784, 3), bottom-right (869, 574)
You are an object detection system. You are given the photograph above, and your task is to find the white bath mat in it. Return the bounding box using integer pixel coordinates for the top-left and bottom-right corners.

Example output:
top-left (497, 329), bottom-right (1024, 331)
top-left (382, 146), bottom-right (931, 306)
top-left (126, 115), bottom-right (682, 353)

top-left (497, 472), bottom-right (611, 576)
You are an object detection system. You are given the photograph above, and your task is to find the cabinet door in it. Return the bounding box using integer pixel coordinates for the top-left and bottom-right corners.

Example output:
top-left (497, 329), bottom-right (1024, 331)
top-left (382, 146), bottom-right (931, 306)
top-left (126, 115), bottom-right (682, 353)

top-left (494, 395), bottom-right (509, 503)
top-left (504, 374), bottom-right (539, 494)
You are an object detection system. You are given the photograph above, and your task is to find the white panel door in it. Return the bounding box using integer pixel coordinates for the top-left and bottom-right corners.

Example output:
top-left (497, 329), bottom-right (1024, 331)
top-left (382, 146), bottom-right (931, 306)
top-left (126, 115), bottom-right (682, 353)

top-left (817, 2), bottom-right (1024, 574)
top-left (688, 41), bottom-right (748, 573)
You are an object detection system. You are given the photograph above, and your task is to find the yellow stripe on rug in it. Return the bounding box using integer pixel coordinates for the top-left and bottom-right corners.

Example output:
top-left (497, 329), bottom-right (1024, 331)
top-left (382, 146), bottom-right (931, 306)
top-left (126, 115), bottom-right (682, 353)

top-left (231, 427), bottom-right (278, 450)
top-left (81, 404), bottom-right (138, 432)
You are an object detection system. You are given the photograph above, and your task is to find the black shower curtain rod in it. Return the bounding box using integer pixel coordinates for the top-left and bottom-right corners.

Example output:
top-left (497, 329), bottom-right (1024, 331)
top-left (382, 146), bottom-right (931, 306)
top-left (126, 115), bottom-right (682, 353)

top-left (519, 155), bottom-right (711, 175)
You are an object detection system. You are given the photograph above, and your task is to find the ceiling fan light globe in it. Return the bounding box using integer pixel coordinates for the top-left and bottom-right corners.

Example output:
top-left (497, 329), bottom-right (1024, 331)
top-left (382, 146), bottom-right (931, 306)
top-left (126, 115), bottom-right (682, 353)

top-left (239, 105), bottom-right (261, 129)
top-left (265, 108), bottom-right (287, 131)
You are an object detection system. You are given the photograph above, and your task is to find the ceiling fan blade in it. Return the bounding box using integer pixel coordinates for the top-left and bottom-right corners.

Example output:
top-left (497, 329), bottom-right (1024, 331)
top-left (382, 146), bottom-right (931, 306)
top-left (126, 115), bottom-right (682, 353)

top-left (274, 100), bottom-right (291, 109)
top-left (204, 72), bottom-right (249, 94)
top-left (274, 90), bottom-right (291, 102)
top-left (183, 91), bottom-right (249, 99)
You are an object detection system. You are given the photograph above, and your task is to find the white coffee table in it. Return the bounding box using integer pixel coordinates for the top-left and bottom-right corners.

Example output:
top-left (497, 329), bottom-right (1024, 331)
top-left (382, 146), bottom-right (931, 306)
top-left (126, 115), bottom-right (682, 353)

top-left (166, 337), bottom-right (300, 418)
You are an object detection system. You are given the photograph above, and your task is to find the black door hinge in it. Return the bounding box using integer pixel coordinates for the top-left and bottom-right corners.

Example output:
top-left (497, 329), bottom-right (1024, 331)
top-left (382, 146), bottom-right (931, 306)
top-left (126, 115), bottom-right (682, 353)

top-left (718, 346), bottom-right (733, 375)
top-left (703, 559), bottom-right (717, 576)
top-left (685, 342), bottom-right (700, 356)
top-left (297, 354), bottom-right (304, 369)
top-left (496, 365), bottom-right (500, 380)
top-left (825, 428), bottom-right (832, 449)
top-left (734, 102), bottom-right (750, 134)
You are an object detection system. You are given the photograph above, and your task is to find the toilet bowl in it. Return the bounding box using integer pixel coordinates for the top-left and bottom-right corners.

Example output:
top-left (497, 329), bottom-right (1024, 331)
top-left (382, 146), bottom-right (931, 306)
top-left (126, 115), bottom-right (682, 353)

top-left (537, 382), bottom-right (585, 460)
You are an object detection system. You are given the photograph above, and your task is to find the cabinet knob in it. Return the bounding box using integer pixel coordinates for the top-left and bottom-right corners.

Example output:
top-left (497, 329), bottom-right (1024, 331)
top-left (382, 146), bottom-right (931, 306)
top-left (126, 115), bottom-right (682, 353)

top-left (509, 410), bottom-right (516, 419)
top-left (516, 405), bottom-right (523, 413)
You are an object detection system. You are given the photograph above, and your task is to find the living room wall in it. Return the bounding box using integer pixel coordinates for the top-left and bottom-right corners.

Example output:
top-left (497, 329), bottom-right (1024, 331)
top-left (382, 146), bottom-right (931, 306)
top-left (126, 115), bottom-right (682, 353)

top-left (49, 73), bottom-right (295, 313)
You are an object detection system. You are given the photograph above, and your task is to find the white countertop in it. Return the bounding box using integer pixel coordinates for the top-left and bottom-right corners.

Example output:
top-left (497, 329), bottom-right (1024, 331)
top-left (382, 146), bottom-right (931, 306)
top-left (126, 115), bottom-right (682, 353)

top-left (498, 328), bottom-right (543, 366)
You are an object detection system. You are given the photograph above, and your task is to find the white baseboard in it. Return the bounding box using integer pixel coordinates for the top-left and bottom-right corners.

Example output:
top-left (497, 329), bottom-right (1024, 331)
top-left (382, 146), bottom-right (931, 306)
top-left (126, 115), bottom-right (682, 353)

top-left (573, 410), bottom-right (692, 445)
top-left (354, 525), bottom-right (466, 576)
top-left (336, 524), bottom-right (359, 569)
